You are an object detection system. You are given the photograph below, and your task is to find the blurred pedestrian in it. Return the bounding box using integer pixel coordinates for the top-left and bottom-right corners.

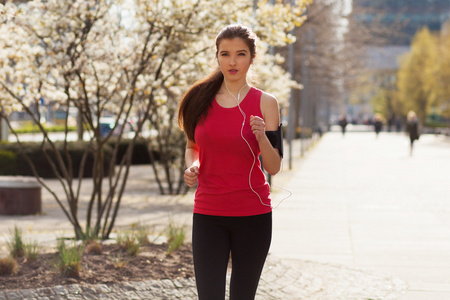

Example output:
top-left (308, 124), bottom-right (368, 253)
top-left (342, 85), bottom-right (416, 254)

top-left (373, 114), bottom-right (383, 137)
top-left (406, 110), bottom-right (420, 156)
top-left (178, 24), bottom-right (282, 300)
top-left (395, 116), bottom-right (402, 132)
top-left (338, 114), bottom-right (348, 136)
top-left (388, 114), bottom-right (395, 132)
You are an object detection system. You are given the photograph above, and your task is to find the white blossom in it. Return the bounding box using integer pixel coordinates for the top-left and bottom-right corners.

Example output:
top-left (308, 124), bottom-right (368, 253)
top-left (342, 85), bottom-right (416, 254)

top-left (1, 0), bottom-right (308, 130)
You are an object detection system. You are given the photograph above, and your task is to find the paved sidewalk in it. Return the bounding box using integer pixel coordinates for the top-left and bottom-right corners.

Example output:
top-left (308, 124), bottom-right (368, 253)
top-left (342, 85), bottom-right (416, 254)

top-left (4, 130), bottom-right (448, 298)
top-left (0, 255), bottom-right (407, 299)
top-left (270, 131), bottom-right (450, 299)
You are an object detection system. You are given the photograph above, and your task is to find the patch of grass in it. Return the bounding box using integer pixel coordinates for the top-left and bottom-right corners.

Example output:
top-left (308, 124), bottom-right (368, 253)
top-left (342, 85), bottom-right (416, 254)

top-left (82, 230), bottom-right (98, 244)
top-left (116, 231), bottom-right (140, 257)
top-left (166, 224), bottom-right (186, 255)
top-left (55, 240), bottom-right (84, 278)
top-left (7, 226), bottom-right (25, 258)
top-left (24, 240), bottom-right (40, 263)
top-left (7, 226), bottom-right (40, 263)
top-left (0, 257), bottom-right (18, 276)
top-left (13, 122), bottom-right (77, 134)
top-left (135, 225), bottom-right (151, 245)
top-left (112, 253), bottom-right (128, 268)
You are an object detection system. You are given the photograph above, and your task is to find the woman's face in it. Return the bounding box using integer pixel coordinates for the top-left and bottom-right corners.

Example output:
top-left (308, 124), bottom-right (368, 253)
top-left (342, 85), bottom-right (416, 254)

top-left (217, 38), bottom-right (253, 83)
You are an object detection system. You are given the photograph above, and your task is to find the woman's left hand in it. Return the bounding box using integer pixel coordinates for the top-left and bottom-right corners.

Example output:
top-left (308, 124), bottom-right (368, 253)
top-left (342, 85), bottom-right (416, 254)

top-left (250, 115), bottom-right (266, 142)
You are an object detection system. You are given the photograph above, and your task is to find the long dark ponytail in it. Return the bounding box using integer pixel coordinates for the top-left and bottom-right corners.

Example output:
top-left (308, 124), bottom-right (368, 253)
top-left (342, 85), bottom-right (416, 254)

top-left (178, 24), bottom-right (257, 142)
top-left (178, 69), bottom-right (223, 141)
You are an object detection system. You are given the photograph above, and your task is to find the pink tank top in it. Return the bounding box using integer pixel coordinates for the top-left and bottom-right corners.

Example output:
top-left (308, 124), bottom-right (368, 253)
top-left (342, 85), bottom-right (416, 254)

top-left (194, 87), bottom-right (272, 216)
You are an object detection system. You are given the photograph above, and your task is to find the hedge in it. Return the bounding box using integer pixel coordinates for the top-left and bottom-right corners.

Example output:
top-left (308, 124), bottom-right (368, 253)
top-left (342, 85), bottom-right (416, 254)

top-left (107, 138), bottom-right (160, 165)
top-left (0, 139), bottom-right (161, 178)
top-left (0, 141), bottom-right (113, 178)
top-left (0, 150), bottom-right (17, 176)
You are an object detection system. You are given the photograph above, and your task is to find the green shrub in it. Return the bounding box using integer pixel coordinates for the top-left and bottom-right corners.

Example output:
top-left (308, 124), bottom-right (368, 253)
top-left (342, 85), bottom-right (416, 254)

top-left (0, 150), bottom-right (17, 175)
top-left (107, 138), bottom-right (160, 165)
top-left (0, 137), bottom-right (163, 178)
top-left (0, 141), bottom-right (113, 178)
top-left (0, 138), bottom-right (164, 178)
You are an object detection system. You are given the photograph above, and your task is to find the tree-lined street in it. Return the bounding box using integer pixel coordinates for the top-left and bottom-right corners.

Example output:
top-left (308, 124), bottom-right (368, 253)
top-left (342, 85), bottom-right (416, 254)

top-left (1, 0), bottom-right (450, 298)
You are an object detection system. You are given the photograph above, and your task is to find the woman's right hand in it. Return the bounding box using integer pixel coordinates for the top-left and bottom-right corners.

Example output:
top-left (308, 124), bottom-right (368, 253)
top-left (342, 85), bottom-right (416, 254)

top-left (184, 165), bottom-right (199, 187)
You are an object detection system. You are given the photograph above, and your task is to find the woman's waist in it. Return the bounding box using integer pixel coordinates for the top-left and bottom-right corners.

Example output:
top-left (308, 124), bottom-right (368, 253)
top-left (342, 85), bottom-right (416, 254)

top-left (197, 172), bottom-right (267, 190)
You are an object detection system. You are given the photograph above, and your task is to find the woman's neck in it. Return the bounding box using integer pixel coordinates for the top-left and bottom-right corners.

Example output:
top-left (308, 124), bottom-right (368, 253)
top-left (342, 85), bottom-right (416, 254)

top-left (222, 80), bottom-right (249, 102)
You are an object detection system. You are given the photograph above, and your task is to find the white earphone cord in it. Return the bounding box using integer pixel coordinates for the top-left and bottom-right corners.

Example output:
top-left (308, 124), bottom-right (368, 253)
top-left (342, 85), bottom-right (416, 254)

top-left (224, 80), bottom-right (270, 207)
top-left (224, 80), bottom-right (292, 209)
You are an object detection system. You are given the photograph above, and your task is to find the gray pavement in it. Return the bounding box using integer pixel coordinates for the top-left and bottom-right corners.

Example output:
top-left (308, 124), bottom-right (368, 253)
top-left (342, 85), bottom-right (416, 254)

top-left (270, 130), bottom-right (450, 299)
top-left (1, 129), bottom-right (449, 298)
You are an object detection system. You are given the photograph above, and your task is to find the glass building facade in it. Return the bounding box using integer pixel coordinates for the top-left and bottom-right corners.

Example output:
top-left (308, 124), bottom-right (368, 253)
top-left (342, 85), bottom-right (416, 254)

top-left (353, 0), bottom-right (450, 45)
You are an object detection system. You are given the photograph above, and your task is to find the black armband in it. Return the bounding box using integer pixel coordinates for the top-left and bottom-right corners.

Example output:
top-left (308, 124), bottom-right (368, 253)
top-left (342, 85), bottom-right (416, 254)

top-left (265, 124), bottom-right (283, 158)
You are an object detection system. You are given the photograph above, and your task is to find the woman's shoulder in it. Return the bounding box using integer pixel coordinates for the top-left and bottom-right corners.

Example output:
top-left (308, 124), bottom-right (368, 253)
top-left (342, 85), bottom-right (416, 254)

top-left (250, 87), bottom-right (278, 105)
top-left (260, 90), bottom-right (279, 111)
top-left (253, 88), bottom-right (279, 127)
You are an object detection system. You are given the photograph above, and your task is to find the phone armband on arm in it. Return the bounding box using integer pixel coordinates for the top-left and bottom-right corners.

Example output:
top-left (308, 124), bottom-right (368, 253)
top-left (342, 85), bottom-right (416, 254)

top-left (265, 124), bottom-right (283, 158)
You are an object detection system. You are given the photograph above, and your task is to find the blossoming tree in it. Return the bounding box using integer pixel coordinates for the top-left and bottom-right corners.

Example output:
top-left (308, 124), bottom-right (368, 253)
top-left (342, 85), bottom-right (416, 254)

top-left (0, 0), bottom-right (309, 240)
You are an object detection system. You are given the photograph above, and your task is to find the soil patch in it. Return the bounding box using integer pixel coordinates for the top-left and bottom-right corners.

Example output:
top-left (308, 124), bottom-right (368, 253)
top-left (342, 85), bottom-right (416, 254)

top-left (0, 243), bottom-right (194, 291)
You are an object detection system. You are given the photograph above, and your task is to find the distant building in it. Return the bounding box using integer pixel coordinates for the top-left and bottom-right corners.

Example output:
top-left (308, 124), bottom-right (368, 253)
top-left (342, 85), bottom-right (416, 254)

top-left (365, 46), bottom-right (410, 71)
top-left (352, 0), bottom-right (450, 84)
top-left (348, 0), bottom-right (450, 121)
top-left (353, 0), bottom-right (450, 45)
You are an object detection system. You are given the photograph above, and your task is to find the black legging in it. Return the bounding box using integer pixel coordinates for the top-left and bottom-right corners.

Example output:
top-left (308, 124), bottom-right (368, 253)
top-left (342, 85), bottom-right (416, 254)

top-left (192, 212), bottom-right (272, 300)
